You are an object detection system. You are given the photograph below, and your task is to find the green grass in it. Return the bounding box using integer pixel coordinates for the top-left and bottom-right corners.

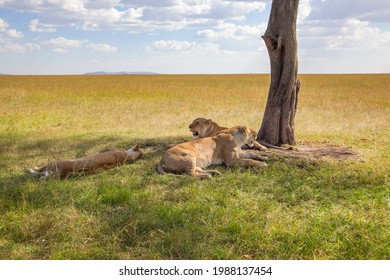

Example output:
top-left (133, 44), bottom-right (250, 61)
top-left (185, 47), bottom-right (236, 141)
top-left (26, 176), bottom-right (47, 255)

top-left (0, 74), bottom-right (389, 259)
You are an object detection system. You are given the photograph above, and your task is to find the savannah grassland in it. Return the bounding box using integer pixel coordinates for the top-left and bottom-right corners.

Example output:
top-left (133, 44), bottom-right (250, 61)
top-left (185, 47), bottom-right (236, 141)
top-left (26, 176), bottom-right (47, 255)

top-left (0, 74), bottom-right (389, 260)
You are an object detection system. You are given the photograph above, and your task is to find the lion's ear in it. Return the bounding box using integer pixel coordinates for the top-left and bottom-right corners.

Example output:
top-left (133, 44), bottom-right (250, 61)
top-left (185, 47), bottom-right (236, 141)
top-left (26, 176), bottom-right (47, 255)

top-left (239, 126), bottom-right (252, 135)
top-left (237, 126), bottom-right (245, 135)
top-left (206, 119), bottom-right (212, 125)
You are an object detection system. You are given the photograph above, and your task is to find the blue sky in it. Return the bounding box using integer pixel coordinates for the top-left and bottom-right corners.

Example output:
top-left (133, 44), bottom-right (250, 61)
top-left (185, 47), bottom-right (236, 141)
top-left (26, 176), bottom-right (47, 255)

top-left (0, 0), bottom-right (390, 75)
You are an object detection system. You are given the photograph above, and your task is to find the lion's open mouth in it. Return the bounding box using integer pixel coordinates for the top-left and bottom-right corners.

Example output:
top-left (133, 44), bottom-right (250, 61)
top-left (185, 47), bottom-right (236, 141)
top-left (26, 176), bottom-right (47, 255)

top-left (191, 131), bottom-right (199, 137)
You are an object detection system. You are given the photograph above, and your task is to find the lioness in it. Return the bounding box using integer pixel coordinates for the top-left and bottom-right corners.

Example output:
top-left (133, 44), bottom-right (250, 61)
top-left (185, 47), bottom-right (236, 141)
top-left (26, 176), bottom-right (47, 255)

top-left (157, 125), bottom-right (267, 178)
top-left (29, 145), bottom-right (143, 179)
top-left (189, 117), bottom-right (267, 151)
top-left (189, 118), bottom-right (228, 138)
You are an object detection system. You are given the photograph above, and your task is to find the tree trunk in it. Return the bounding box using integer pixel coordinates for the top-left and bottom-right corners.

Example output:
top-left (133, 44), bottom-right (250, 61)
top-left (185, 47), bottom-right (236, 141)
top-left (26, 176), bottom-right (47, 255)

top-left (257, 0), bottom-right (300, 146)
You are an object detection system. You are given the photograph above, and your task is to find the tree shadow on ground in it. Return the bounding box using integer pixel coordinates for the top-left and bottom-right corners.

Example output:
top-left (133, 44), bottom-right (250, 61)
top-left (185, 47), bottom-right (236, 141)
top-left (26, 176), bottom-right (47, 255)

top-left (1, 133), bottom-right (189, 157)
top-left (0, 132), bottom-right (359, 188)
top-left (0, 134), bottom-right (190, 183)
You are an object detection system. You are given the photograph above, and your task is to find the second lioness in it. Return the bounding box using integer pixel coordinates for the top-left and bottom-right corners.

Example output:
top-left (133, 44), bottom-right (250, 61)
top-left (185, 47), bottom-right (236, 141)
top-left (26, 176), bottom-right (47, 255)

top-left (157, 125), bottom-right (267, 178)
top-left (189, 117), bottom-right (267, 151)
top-left (29, 145), bottom-right (143, 179)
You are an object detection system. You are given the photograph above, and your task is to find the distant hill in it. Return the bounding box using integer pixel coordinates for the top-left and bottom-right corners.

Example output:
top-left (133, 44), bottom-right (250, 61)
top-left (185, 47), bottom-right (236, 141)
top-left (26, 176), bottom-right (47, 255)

top-left (84, 71), bottom-right (158, 75)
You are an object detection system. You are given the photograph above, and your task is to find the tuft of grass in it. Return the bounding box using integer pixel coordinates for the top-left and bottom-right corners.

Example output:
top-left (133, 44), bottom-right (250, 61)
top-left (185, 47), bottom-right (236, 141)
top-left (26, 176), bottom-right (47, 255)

top-left (0, 74), bottom-right (389, 259)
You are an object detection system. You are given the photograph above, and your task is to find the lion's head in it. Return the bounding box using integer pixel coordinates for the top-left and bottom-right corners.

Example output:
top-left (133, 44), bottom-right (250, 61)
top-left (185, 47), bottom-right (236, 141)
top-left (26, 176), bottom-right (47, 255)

top-left (221, 125), bottom-right (258, 148)
top-left (188, 118), bottom-right (213, 138)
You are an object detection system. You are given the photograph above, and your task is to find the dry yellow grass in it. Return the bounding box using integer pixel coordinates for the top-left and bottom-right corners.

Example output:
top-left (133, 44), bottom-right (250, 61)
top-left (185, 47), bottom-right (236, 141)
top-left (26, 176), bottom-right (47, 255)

top-left (1, 74), bottom-right (388, 146)
top-left (296, 74), bottom-right (390, 140)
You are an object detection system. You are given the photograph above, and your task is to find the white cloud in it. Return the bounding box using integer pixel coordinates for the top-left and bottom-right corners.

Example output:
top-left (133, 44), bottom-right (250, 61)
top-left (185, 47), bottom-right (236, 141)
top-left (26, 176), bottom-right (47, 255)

top-left (41, 36), bottom-right (84, 48)
top-left (326, 18), bottom-right (390, 50)
top-left (152, 40), bottom-right (196, 51)
top-left (135, 0), bottom-right (266, 32)
top-left (53, 47), bottom-right (69, 53)
top-left (0, 42), bottom-right (40, 53)
top-left (87, 43), bottom-right (118, 52)
top-left (308, 0), bottom-right (390, 22)
top-left (297, 0), bottom-right (390, 54)
top-left (0, 0), bottom-right (267, 31)
top-left (0, 17), bottom-right (9, 32)
top-left (144, 39), bottom-right (231, 54)
top-left (145, 40), bottom-right (201, 52)
top-left (197, 22), bottom-right (266, 40)
top-left (6, 28), bottom-right (23, 39)
top-left (0, 17), bottom-right (31, 54)
top-left (297, 0), bottom-right (312, 23)
top-left (25, 42), bottom-right (41, 52)
top-left (61, 0), bottom-right (86, 12)
top-left (0, 42), bottom-right (25, 53)
top-left (39, 36), bottom-right (119, 53)
top-left (29, 19), bottom-right (56, 32)
top-left (298, 17), bottom-right (390, 51)
top-left (0, 18), bottom-right (23, 40)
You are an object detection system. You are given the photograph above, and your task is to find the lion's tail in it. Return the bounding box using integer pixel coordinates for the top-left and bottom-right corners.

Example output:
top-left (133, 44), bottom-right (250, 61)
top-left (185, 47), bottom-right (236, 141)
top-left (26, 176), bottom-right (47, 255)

top-left (28, 166), bottom-right (48, 179)
top-left (28, 166), bottom-right (46, 174)
top-left (156, 161), bottom-right (167, 174)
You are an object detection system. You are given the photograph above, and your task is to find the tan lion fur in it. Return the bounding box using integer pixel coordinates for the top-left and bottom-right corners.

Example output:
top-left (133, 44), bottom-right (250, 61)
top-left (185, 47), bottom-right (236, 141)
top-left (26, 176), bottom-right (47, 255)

top-left (29, 145), bottom-right (143, 179)
top-left (157, 125), bottom-right (267, 178)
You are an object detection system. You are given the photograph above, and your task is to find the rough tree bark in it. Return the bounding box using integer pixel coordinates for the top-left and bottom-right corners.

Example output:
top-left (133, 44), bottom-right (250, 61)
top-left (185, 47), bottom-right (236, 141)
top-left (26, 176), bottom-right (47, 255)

top-left (257, 0), bottom-right (301, 146)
